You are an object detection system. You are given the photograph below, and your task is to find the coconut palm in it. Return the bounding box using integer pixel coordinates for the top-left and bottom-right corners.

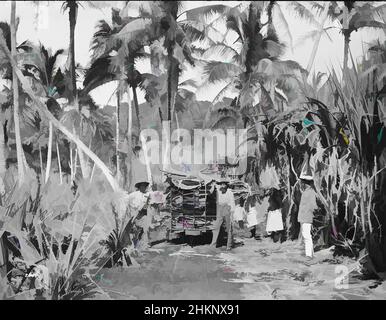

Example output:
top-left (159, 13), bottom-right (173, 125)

top-left (323, 1), bottom-right (386, 78)
top-left (288, 1), bottom-right (334, 74)
top-left (60, 1), bottom-right (113, 104)
top-left (117, 1), bottom-right (232, 123)
top-left (360, 39), bottom-right (386, 91)
top-left (200, 1), bottom-right (306, 129)
top-left (0, 22), bottom-right (12, 176)
top-left (10, 1), bottom-right (28, 186)
top-left (85, 8), bottom-right (150, 133)
top-left (16, 42), bottom-right (69, 182)
top-left (61, 1), bottom-right (79, 104)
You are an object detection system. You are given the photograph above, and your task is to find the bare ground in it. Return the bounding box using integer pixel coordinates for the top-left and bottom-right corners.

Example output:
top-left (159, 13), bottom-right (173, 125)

top-left (95, 238), bottom-right (386, 300)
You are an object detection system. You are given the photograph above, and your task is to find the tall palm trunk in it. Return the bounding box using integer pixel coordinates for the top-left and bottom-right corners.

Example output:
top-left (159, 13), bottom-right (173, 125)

top-left (10, 1), bottom-right (25, 186)
top-left (165, 47), bottom-right (178, 171)
top-left (116, 89), bottom-right (121, 185)
top-left (150, 44), bottom-right (163, 124)
top-left (56, 142), bottom-right (62, 184)
top-left (0, 123), bottom-right (6, 175)
top-left (68, 1), bottom-right (77, 104)
top-left (45, 121), bottom-right (53, 182)
top-left (342, 4), bottom-right (350, 83)
top-left (78, 147), bottom-right (89, 178)
top-left (150, 43), bottom-right (162, 76)
top-left (126, 86), bottom-right (133, 191)
top-left (132, 86), bottom-right (141, 133)
top-left (167, 50), bottom-right (179, 122)
top-left (343, 32), bottom-right (351, 81)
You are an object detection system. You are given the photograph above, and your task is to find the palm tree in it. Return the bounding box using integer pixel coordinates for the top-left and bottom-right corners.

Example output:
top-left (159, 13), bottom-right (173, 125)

top-left (0, 91), bottom-right (8, 177)
top-left (85, 9), bottom-right (149, 134)
top-left (84, 1), bottom-right (225, 176)
top-left (17, 42), bottom-right (66, 182)
top-left (360, 39), bottom-right (386, 91)
top-left (10, 1), bottom-right (27, 186)
top-left (201, 2), bottom-right (306, 128)
top-left (84, 7), bottom-right (152, 187)
top-left (325, 1), bottom-right (386, 79)
top-left (287, 1), bottom-right (333, 74)
top-left (61, 1), bottom-right (78, 104)
top-left (0, 40), bottom-right (120, 191)
top-left (0, 22), bottom-right (12, 176)
top-left (60, 1), bottom-right (113, 104)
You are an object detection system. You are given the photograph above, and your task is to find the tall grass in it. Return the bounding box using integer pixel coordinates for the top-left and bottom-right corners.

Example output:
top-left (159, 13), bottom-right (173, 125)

top-left (0, 171), bottom-right (134, 299)
top-left (257, 57), bottom-right (386, 273)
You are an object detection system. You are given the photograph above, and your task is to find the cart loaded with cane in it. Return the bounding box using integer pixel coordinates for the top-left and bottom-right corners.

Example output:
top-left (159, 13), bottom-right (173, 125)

top-left (163, 172), bottom-right (250, 240)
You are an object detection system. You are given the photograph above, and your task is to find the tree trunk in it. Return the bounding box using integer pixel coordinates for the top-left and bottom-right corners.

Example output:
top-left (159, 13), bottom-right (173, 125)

top-left (167, 53), bottom-right (174, 123)
top-left (0, 122), bottom-right (6, 175)
top-left (116, 89), bottom-right (120, 185)
top-left (150, 44), bottom-right (163, 125)
top-left (10, 1), bottom-right (25, 186)
top-left (165, 46), bottom-right (178, 171)
top-left (0, 40), bottom-right (120, 191)
top-left (158, 104), bottom-right (163, 124)
top-left (68, 2), bottom-right (77, 104)
top-left (140, 134), bottom-right (152, 188)
top-left (56, 141), bottom-right (62, 184)
top-left (343, 32), bottom-right (350, 83)
top-left (45, 121), bottom-right (53, 182)
top-left (150, 43), bottom-right (162, 76)
top-left (39, 145), bottom-right (44, 179)
top-left (78, 147), bottom-right (89, 178)
top-left (132, 86), bottom-right (141, 133)
top-left (126, 84), bottom-right (133, 191)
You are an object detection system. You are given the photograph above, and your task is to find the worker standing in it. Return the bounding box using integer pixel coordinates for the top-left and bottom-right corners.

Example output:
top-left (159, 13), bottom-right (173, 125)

top-left (298, 160), bottom-right (318, 261)
top-left (127, 181), bottom-right (151, 247)
top-left (128, 181), bottom-right (150, 220)
top-left (210, 179), bottom-right (235, 251)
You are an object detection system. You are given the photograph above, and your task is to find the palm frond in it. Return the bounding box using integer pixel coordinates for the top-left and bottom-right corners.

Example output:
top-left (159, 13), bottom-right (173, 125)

top-left (203, 60), bottom-right (241, 83)
top-left (83, 56), bottom-right (117, 95)
top-left (273, 3), bottom-right (294, 52)
top-left (184, 4), bottom-right (231, 22)
top-left (212, 80), bottom-right (237, 104)
top-left (286, 1), bottom-right (320, 28)
top-left (202, 42), bottom-right (240, 60)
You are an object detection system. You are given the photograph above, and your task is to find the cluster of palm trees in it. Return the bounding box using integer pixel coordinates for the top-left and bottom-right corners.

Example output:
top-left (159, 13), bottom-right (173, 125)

top-left (0, 0), bottom-right (386, 290)
top-left (0, 1), bottom-right (385, 193)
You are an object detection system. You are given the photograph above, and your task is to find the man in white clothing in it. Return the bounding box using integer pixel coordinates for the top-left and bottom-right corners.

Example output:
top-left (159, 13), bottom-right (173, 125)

top-left (128, 182), bottom-right (150, 219)
top-left (127, 181), bottom-right (151, 247)
top-left (210, 179), bottom-right (235, 250)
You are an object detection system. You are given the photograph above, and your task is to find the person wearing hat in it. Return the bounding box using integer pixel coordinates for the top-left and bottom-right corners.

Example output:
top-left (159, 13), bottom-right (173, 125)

top-left (128, 181), bottom-right (151, 220)
top-left (298, 160), bottom-right (318, 260)
top-left (210, 179), bottom-right (235, 250)
top-left (127, 181), bottom-right (151, 248)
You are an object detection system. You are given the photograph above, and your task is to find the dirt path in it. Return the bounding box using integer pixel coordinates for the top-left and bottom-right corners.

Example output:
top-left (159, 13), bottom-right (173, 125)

top-left (95, 238), bottom-right (386, 300)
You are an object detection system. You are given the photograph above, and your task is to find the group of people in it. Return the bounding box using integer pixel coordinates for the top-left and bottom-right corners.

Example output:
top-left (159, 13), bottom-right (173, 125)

top-left (208, 174), bottom-right (318, 261)
top-left (127, 169), bottom-right (319, 261)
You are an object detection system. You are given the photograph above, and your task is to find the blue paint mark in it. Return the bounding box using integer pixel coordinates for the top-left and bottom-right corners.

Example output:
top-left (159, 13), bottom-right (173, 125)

top-left (377, 127), bottom-right (384, 144)
top-left (47, 86), bottom-right (57, 97)
top-left (303, 118), bottom-right (315, 127)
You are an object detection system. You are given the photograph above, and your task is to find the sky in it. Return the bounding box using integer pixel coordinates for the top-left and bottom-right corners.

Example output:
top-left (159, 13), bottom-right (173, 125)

top-left (1, 1), bottom-right (385, 106)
